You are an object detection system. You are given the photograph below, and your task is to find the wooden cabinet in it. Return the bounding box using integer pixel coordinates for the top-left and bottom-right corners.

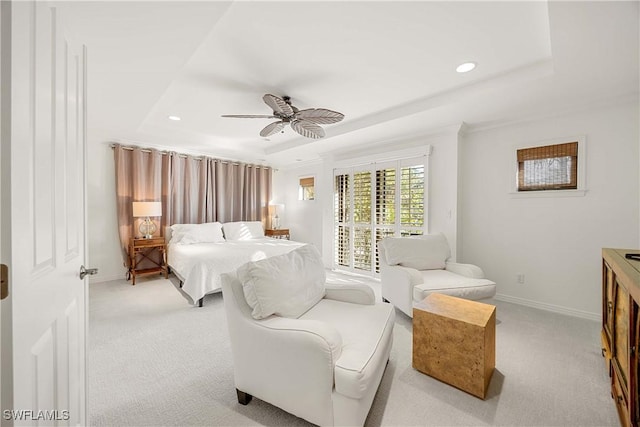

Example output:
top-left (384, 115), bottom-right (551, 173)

top-left (265, 228), bottom-right (290, 240)
top-left (602, 248), bottom-right (640, 427)
top-left (129, 237), bottom-right (168, 285)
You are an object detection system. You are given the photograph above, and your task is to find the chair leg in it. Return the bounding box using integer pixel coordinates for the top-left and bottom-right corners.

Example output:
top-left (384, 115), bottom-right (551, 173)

top-left (236, 389), bottom-right (252, 405)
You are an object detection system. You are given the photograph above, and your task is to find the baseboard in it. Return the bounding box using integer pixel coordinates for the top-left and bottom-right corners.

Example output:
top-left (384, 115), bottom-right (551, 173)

top-left (494, 293), bottom-right (600, 322)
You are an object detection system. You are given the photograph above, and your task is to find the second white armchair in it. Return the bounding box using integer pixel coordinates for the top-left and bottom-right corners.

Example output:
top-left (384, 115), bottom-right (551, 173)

top-left (378, 233), bottom-right (496, 318)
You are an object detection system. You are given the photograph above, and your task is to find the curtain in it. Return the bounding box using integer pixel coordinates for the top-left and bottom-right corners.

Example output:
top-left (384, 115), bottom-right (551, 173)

top-left (113, 144), bottom-right (272, 268)
top-left (114, 145), bottom-right (163, 267)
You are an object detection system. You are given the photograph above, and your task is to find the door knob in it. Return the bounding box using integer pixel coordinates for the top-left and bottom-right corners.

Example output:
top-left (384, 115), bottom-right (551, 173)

top-left (79, 265), bottom-right (98, 280)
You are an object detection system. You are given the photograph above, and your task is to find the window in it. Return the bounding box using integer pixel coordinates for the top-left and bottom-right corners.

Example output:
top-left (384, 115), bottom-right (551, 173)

top-left (299, 176), bottom-right (315, 200)
top-left (517, 142), bottom-right (578, 191)
top-left (334, 158), bottom-right (427, 276)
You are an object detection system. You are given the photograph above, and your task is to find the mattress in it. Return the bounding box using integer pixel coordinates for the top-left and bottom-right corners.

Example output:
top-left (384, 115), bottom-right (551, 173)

top-left (168, 238), bottom-right (306, 304)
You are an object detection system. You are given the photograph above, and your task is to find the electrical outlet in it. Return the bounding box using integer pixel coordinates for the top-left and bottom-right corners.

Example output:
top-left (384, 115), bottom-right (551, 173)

top-left (517, 274), bottom-right (525, 284)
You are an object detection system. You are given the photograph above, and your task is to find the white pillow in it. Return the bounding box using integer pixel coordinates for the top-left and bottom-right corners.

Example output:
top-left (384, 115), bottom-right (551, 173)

top-left (382, 233), bottom-right (451, 270)
top-left (170, 222), bottom-right (225, 244)
top-left (238, 245), bottom-right (326, 320)
top-left (222, 221), bottom-right (264, 240)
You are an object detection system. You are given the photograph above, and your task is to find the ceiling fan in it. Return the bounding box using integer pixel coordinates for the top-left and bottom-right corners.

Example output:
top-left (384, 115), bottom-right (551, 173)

top-left (222, 94), bottom-right (344, 139)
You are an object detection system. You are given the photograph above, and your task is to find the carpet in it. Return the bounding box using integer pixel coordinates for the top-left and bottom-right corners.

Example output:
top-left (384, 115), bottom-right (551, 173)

top-left (88, 272), bottom-right (619, 426)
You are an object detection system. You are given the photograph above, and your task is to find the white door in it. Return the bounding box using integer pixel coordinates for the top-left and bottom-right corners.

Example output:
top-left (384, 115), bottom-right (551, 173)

top-left (2, 1), bottom-right (89, 424)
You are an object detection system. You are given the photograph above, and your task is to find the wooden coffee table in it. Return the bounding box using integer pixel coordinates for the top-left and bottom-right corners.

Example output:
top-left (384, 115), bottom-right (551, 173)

top-left (413, 293), bottom-right (496, 399)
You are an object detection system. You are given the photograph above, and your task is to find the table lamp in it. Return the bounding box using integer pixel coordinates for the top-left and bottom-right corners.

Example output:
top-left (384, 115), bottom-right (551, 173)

top-left (132, 201), bottom-right (162, 239)
top-left (269, 203), bottom-right (284, 229)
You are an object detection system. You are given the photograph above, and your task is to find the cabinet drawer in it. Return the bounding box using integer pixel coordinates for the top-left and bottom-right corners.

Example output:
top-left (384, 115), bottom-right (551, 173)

top-left (613, 371), bottom-right (631, 427)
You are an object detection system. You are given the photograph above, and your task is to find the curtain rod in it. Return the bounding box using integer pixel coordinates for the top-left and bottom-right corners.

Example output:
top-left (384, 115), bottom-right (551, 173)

top-left (110, 143), bottom-right (271, 169)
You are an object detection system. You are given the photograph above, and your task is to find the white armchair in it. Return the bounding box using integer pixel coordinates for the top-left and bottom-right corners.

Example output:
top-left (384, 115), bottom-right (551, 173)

top-left (378, 233), bottom-right (496, 318)
top-left (221, 245), bottom-right (395, 427)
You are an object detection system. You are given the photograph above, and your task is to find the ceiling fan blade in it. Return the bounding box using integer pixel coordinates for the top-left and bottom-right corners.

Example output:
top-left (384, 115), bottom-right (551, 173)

top-left (294, 108), bottom-right (344, 124)
top-left (263, 94), bottom-right (294, 117)
top-left (291, 119), bottom-right (325, 139)
top-left (260, 121), bottom-right (286, 137)
top-left (221, 114), bottom-right (277, 119)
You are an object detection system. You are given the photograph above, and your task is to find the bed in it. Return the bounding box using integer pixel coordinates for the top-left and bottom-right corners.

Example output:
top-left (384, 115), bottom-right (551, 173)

top-left (166, 221), bottom-right (306, 306)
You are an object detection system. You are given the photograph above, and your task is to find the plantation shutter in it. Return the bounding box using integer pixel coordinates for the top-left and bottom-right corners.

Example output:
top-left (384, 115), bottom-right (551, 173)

top-left (375, 167), bottom-right (396, 272)
top-left (400, 163), bottom-right (425, 236)
top-left (334, 173), bottom-right (350, 267)
top-left (333, 156), bottom-right (427, 276)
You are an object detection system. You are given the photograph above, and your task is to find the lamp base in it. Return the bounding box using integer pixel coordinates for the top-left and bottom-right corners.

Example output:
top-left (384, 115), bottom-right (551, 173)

top-left (139, 217), bottom-right (157, 239)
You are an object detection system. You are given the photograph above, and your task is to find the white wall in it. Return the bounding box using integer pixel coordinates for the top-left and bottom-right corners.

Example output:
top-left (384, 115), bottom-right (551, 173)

top-left (460, 101), bottom-right (639, 319)
top-left (87, 139), bottom-right (124, 283)
top-left (271, 162), bottom-right (325, 254)
top-left (426, 130), bottom-right (460, 260)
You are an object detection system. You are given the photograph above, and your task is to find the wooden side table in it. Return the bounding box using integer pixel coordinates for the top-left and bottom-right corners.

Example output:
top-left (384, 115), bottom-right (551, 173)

top-left (128, 237), bottom-right (168, 285)
top-left (413, 293), bottom-right (496, 399)
top-left (265, 228), bottom-right (290, 240)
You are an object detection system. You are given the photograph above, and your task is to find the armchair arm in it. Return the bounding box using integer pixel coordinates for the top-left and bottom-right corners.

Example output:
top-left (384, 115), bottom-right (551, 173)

top-left (381, 264), bottom-right (423, 286)
top-left (230, 316), bottom-right (343, 421)
top-left (324, 283), bottom-right (375, 305)
top-left (379, 264), bottom-right (423, 316)
top-left (445, 262), bottom-right (485, 279)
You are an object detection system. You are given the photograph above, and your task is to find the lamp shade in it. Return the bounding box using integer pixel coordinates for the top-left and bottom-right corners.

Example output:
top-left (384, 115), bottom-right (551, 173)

top-left (132, 201), bottom-right (162, 217)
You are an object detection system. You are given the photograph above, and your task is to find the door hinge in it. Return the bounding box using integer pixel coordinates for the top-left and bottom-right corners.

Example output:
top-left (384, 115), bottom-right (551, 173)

top-left (1, 264), bottom-right (8, 300)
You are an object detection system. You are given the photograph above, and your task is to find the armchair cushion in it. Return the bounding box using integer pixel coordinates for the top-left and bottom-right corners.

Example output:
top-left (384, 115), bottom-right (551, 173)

top-left (382, 233), bottom-right (451, 270)
top-left (299, 299), bottom-right (395, 399)
top-left (238, 245), bottom-right (326, 320)
top-left (413, 269), bottom-right (496, 302)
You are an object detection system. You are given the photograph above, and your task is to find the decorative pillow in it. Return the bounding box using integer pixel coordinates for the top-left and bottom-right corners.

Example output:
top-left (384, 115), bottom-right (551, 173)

top-left (238, 245), bottom-right (326, 320)
top-left (170, 222), bottom-right (225, 244)
top-left (222, 221), bottom-right (265, 240)
top-left (382, 233), bottom-right (451, 270)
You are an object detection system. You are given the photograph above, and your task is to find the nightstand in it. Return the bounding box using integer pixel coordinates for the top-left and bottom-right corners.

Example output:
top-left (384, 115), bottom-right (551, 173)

top-left (128, 237), bottom-right (168, 285)
top-left (265, 228), bottom-right (290, 240)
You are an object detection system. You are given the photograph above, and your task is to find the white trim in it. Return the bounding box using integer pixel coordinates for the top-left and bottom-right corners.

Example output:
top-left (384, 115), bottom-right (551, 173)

top-left (509, 189), bottom-right (587, 198)
top-left (464, 92), bottom-right (638, 135)
top-left (494, 293), bottom-right (600, 322)
top-left (508, 135), bottom-right (587, 196)
top-left (332, 145), bottom-right (431, 170)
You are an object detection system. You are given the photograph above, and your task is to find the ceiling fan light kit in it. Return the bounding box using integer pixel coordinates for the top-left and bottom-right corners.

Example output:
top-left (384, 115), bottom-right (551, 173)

top-left (222, 94), bottom-right (344, 139)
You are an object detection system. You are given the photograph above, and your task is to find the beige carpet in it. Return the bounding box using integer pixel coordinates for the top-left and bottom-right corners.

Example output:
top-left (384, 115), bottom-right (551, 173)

top-left (88, 272), bottom-right (619, 426)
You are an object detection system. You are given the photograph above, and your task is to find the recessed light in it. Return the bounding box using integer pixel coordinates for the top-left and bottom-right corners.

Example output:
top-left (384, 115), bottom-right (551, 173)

top-left (456, 62), bottom-right (476, 73)
top-left (168, 115), bottom-right (181, 121)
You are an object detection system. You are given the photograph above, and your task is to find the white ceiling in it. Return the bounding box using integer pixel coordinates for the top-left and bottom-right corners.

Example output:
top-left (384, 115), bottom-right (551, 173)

top-left (58, 1), bottom-right (639, 168)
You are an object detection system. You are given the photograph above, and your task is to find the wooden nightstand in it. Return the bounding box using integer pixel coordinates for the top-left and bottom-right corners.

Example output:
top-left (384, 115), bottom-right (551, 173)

top-left (128, 237), bottom-right (168, 285)
top-left (265, 228), bottom-right (290, 240)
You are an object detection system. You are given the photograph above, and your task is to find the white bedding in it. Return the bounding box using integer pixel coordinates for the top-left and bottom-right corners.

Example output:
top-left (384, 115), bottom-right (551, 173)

top-left (168, 238), bottom-right (306, 304)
